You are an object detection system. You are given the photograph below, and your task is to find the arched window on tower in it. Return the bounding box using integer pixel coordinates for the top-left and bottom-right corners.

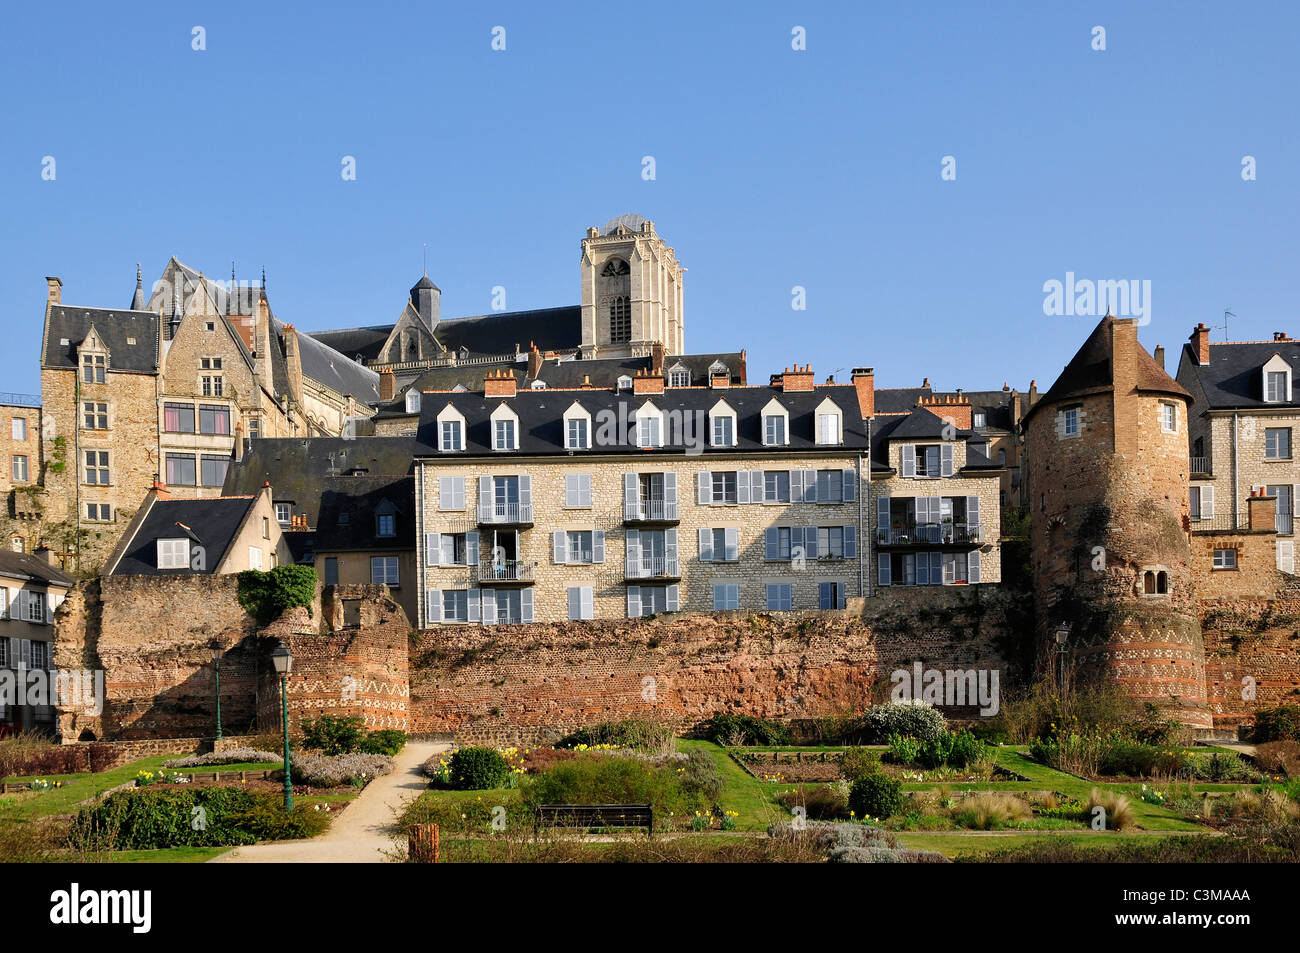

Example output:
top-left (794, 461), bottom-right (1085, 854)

top-left (1143, 571), bottom-right (1156, 594)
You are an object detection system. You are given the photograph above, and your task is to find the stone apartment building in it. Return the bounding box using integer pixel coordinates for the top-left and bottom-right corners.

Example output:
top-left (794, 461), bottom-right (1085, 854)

top-left (1176, 322), bottom-right (1300, 572)
top-left (0, 549), bottom-right (73, 734)
top-left (408, 363), bottom-right (1004, 627)
top-left (1, 394), bottom-right (44, 555)
top-left (31, 262), bottom-right (378, 571)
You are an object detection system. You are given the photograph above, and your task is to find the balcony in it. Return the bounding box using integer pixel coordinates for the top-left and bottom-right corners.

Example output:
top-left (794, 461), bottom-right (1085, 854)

top-left (624, 556), bottom-right (681, 581)
top-left (1190, 456), bottom-right (1210, 476)
top-left (477, 560), bottom-right (535, 584)
top-left (476, 502), bottom-right (534, 526)
top-left (623, 500), bottom-right (679, 524)
top-left (877, 521), bottom-right (981, 547)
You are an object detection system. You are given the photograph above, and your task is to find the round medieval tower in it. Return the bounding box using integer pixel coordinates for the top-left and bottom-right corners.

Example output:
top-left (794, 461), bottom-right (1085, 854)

top-left (1023, 316), bottom-right (1211, 730)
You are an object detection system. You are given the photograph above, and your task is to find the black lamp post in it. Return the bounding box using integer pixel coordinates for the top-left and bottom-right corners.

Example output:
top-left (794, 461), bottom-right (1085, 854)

top-left (1055, 624), bottom-right (1070, 703)
top-left (210, 645), bottom-right (224, 741)
top-left (270, 644), bottom-right (294, 811)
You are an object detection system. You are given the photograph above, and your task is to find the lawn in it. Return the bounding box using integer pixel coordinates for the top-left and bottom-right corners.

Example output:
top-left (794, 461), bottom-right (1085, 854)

top-left (676, 739), bottom-right (781, 831)
top-left (0, 755), bottom-right (176, 822)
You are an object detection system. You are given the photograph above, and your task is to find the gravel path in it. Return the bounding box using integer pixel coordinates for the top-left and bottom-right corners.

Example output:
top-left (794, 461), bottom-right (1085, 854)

top-left (210, 741), bottom-right (445, 864)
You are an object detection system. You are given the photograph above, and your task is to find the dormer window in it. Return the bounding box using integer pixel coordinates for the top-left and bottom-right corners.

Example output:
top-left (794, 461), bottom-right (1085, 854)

top-left (761, 398), bottom-right (790, 446)
top-left (490, 403), bottom-right (520, 451)
top-left (635, 402), bottom-right (663, 448)
top-left (814, 398), bottom-right (843, 445)
top-left (405, 389), bottom-right (422, 413)
top-left (437, 404), bottom-right (466, 452)
top-left (617, 375), bottom-right (633, 392)
top-left (972, 412), bottom-right (986, 428)
top-left (709, 400), bottom-right (737, 448)
top-left (157, 538), bottom-right (190, 569)
top-left (530, 380), bottom-right (547, 389)
top-left (667, 364), bottom-right (690, 387)
top-left (376, 510), bottom-right (396, 538)
top-left (82, 353), bottom-right (106, 384)
top-left (563, 401), bottom-right (592, 450)
top-left (1264, 355), bottom-right (1292, 402)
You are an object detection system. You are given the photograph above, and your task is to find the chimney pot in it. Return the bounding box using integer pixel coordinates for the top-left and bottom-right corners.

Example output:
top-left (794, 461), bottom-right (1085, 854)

top-left (45, 276), bottom-right (62, 304)
top-left (1190, 322), bottom-right (1211, 365)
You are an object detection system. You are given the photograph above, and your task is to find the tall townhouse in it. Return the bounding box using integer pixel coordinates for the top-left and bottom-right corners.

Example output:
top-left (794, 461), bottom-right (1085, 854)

top-left (869, 399), bottom-right (1004, 588)
top-left (412, 366), bottom-right (873, 625)
top-left (1176, 323), bottom-right (1300, 568)
top-left (1, 394), bottom-right (43, 554)
top-left (0, 549), bottom-right (73, 734)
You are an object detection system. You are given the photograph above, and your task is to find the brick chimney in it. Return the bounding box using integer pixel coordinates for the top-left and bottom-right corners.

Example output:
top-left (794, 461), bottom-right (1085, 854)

top-left (632, 369), bottom-right (665, 395)
top-left (775, 364), bottom-right (815, 392)
top-left (379, 367), bottom-right (396, 402)
top-left (526, 342), bottom-right (542, 381)
top-left (151, 478), bottom-right (170, 500)
top-left (46, 277), bottom-right (62, 304)
top-left (650, 342), bottom-right (666, 376)
top-left (1274, 331), bottom-right (1291, 342)
top-left (710, 370), bottom-right (731, 389)
top-left (1190, 322), bottom-right (1210, 365)
top-left (33, 544), bottom-right (57, 566)
top-left (484, 367), bottom-right (517, 398)
top-left (234, 422), bottom-right (244, 461)
top-left (1153, 345), bottom-right (1166, 372)
top-left (852, 367), bottom-right (875, 418)
top-left (920, 393), bottom-right (972, 431)
top-left (1248, 489), bottom-right (1277, 532)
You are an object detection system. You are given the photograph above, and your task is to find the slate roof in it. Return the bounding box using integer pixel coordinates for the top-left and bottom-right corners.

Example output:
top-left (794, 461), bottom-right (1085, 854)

top-left (0, 551), bottom-right (76, 587)
top-left (110, 497), bottom-right (258, 576)
top-left (874, 387), bottom-right (931, 415)
top-left (303, 325), bottom-right (392, 364)
top-left (412, 385), bottom-right (868, 458)
top-left (222, 436), bottom-right (415, 528)
top-left (867, 408), bottom-right (999, 473)
top-left (42, 305), bottom-right (159, 373)
top-left (314, 475), bottom-right (416, 553)
top-left (1024, 315), bottom-right (1189, 423)
top-left (272, 317), bottom-right (380, 403)
top-left (933, 390), bottom-right (1018, 431)
top-left (1177, 339), bottom-right (1300, 411)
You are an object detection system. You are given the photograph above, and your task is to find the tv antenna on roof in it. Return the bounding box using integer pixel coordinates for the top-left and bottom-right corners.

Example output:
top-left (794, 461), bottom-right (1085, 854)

top-left (1218, 310), bottom-right (1235, 341)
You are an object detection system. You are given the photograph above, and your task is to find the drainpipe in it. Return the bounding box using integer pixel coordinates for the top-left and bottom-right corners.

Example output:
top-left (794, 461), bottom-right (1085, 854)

top-left (1233, 412), bottom-right (1240, 530)
top-left (861, 416), bottom-right (871, 598)
top-left (416, 460), bottom-right (426, 627)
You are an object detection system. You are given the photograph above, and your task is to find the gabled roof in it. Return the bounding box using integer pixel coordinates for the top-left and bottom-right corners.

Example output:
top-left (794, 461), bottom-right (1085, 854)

top-left (0, 551), bottom-right (76, 588)
top-left (412, 384), bottom-right (868, 457)
top-left (42, 305), bottom-right (158, 372)
top-left (222, 436), bottom-right (415, 528)
top-left (1177, 339), bottom-right (1300, 411)
top-left (110, 496), bottom-right (259, 576)
top-left (1025, 315), bottom-right (1190, 423)
top-left (867, 410), bottom-right (997, 473)
top-left (273, 317), bottom-right (380, 403)
top-left (874, 387), bottom-right (931, 415)
top-left (886, 406), bottom-right (963, 440)
top-left (314, 475), bottom-right (416, 553)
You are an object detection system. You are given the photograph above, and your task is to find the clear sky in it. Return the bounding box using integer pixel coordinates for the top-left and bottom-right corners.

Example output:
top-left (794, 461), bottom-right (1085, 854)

top-left (2, 1), bottom-right (1297, 397)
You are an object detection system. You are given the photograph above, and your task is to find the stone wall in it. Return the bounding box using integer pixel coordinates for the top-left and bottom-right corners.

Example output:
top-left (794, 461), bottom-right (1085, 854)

top-left (409, 585), bottom-right (1023, 745)
top-left (1201, 591), bottom-right (1300, 732)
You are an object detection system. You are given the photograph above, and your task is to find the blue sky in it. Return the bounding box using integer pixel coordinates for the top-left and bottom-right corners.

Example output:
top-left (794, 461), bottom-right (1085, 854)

top-left (2, 1), bottom-right (1297, 397)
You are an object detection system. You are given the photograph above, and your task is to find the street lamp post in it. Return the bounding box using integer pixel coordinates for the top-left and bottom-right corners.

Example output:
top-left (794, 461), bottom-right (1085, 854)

top-left (270, 644), bottom-right (294, 811)
top-left (210, 646), bottom-right (224, 741)
top-left (1055, 624), bottom-right (1070, 703)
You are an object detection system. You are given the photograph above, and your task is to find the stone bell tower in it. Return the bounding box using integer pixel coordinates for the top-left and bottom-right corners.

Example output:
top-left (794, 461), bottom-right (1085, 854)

top-left (1023, 315), bottom-right (1212, 731)
top-left (579, 214), bottom-right (684, 359)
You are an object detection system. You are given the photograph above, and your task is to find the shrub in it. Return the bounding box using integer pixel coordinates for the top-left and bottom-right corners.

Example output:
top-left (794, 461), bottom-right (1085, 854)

top-left (237, 565), bottom-right (316, 624)
top-left (859, 703), bottom-right (946, 743)
top-left (917, 733), bottom-right (955, 770)
top-left (359, 730), bottom-right (407, 756)
top-left (776, 782), bottom-right (850, 820)
top-left (679, 749), bottom-right (723, 804)
top-left (1187, 751), bottom-right (1259, 783)
top-left (1086, 787), bottom-right (1136, 831)
top-left (1128, 703), bottom-right (1187, 746)
top-left (0, 733), bottom-right (86, 780)
top-left (849, 773), bottom-right (904, 820)
top-left (946, 729), bottom-right (988, 770)
top-left (1253, 706), bottom-right (1300, 743)
top-left (400, 789), bottom-right (526, 833)
top-left (289, 752), bottom-right (393, 787)
top-left (558, 718), bottom-right (675, 753)
top-left (885, 733), bottom-right (921, 765)
top-left (699, 714), bottom-right (791, 746)
top-left (952, 792), bottom-right (1033, 830)
top-left (164, 749), bottom-right (281, 769)
top-left (838, 747), bottom-right (880, 782)
top-left (520, 754), bottom-right (707, 826)
top-left (449, 747), bottom-right (511, 790)
top-left (301, 716), bottom-right (366, 756)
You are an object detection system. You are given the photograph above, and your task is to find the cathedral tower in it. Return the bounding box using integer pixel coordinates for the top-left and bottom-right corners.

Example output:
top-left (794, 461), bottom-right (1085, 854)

top-left (579, 214), bottom-right (684, 359)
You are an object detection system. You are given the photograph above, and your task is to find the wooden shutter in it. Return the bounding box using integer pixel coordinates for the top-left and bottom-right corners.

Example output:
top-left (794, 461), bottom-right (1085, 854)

top-left (801, 469), bottom-right (818, 502)
top-left (877, 495), bottom-right (891, 543)
top-left (567, 587), bottom-right (582, 620)
top-left (481, 589), bottom-right (498, 625)
top-left (878, 554), bottom-right (892, 586)
top-left (666, 585), bottom-right (680, 612)
top-left (749, 471), bottom-right (765, 503)
top-left (425, 533), bottom-right (440, 566)
top-left (968, 550), bottom-right (981, 584)
top-left (665, 529), bottom-right (678, 568)
top-left (697, 471), bottom-right (712, 505)
top-left (519, 475), bottom-right (532, 513)
top-left (1202, 485), bottom-right (1215, 517)
top-left (477, 475), bottom-right (492, 518)
top-left (790, 469), bottom-right (805, 501)
top-left (737, 470), bottom-right (751, 504)
top-left (844, 525), bottom-right (857, 559)
top-left (699, 527), bottom-right (714, 562)
top-left (664, 472), bottom-right (677, 511)
top-left (520, 588), bottom-right (534, 624)
top-left (624, 473), bottom-right (639, 518)
top-left (966, 495), bottom-right (980, 540)
top-left (842, 468), bottom-right (856, 502)
top-left (553, 530), bottom-right (567, 564)
top-left (941, 444), bottom-right (954, 477)
top-left (593, 530), bottom-right (605, 564)
top-left (803, 526), bottom-right (819, 559)
top-left (901, 444), bottom-right (916, 478)
top-left (627, 586), bottom-right (641, 618)
top-left (465, 531), bottom-right (479, 565)
top-left (917, 552), bottom-right (930, 585)
top-left (626, 529), bottom-right (641, 574)
top-left (724, 527), bottom-right (739, 561)
top-left (765, 527), bottom-right (779, 560)
top-left (425, 589), bottom-right (442, 624)
top-left (1278, 540), bottom-right (1295, 574)
top-left (790, 526), bottom-right (804, 560)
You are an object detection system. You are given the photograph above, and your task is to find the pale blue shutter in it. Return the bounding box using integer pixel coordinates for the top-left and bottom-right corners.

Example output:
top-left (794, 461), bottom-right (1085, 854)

top-left (624, 473), bottom-right (639, 518)
top-left (966, 495), bottom-right (980, 541)
top-left (724, 527), bottom-right (739, 561)
top-left (553, 530), bottom-right (566, 564)
top-left (477, 475), bottom-right (492, 519)
top-left (627, 586), bottom-right (641, 618)
top-left (567, 587), bottom-right (581, 620)
top-left (803, 526), bottom-right (819, 559)
top-left (466, 531), bottom-right (479, 564)
top-left (877, 495), bottom-right (891, 544)
top-left (697, 471), bottom-right (712, 505)
top-left (931, 552), bottom-right (942, 584)
top-left (790, 527), bottom-right (804, 560)
top-left (593, 530), bottom-right (605, 563)
top-left (519, 475), bottom-right (532, 515)
top-left (467, 590), bottom-right (480, 622)
top-left (565, 475), bottom-right (578, 508)
top-left (520, 588), bottom-right (534, 623)
top-left (737, 470), bottom-right (751, 504)
top-left (765, 527), bottom-right (779, 560)
top-left (581, 586), bottom-right (594, 619)
top-left (454, 477), bottom-right (466, 509)
top-left (699, 527), bottom-right (714, 562)
top-left (802, 469), bottom-right (818, 502)
top-left (842, 469), bottom-right (856, 502)
top-left (844, 525), bottom-right (857, 559)
top-left (902, 444), bottom-right (916, 478)
top-left (425, 533), bottom-right (440, 566)
top-left (917, 553), bottom-right (930, 585)
top-left (664, 472), bottom-right (677, 513)
top-left (481, 589), bottom-right (498, 624)
top-left (790, 470), bottom-right (804, 501)
top-left (968, 550), bottom-right (981, 584)
top-left (666, 585), bottom-right (680, 612)
top-left (941, 444), bottom-right (954, 477)
top-left (665, 529), bottom-right (678, 571)
top-left (438, 476), bottom-right (453, 509)
top-left (626, 529), bottom-right (640, 574)
top-left (425, 589), bottom-right (442, 624)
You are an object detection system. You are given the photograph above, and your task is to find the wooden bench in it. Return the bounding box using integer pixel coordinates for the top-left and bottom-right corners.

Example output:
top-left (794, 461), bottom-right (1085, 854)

top-left (537, 803), bottom-right (653, 833)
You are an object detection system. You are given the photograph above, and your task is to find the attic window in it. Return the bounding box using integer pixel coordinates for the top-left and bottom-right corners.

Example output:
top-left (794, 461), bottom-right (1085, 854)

top-left (531, 380), bottom-right (547, 389)
top-left (972, 412), bottom-right (986, 428)
top-left (157, 538), bottom-right (190, 570)
top-left (127, 337), bottom-right (136, 345)
top-left (667, 365), bottom-right (690, 387)
top-left (617, 375), bottom-right (633, 392)
top-left (1264, 356), bottom-right (1292, 403)
top-left (405, 390), bottom-right (422, 413)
